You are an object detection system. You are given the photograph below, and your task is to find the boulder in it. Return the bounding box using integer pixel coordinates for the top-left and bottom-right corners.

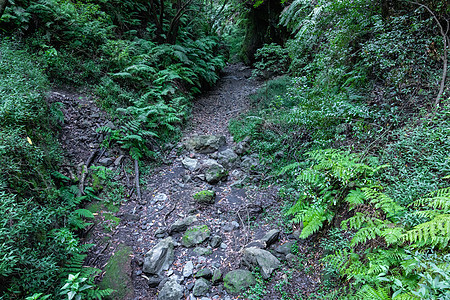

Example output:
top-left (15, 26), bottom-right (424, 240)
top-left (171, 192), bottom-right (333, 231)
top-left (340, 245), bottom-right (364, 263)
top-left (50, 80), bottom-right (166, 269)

top-left (195, 268), bottom-right (213, 280)
top-left (261, 229), bottom-right (280, 247)
top-left (242, 247), bottom-right (280, 279)
top-left (209, 235), bottom-right (222, 248)
top-left (223, 269), bottom-right (256, 294)
top-left (192, 190), bottom-right (216, 204)
top-left (184, 135), bottom-right (226, 154)
top-left (169, 216), bottom-right (197, 234)
top-left (234, 137), bottom-right (251, 155)
top-left (183, 261), bottom-right (194, 278)
top-left (158, 279), bottom-right (184, 300)
top-left (203, 160), bottom-right (227, 184)
top-left (193, 247), bottom-right (212, 256)
top-left (153, 193), bottom-right (168, 203)
top-left (193, 278), bottom-right (211, 297)
top-left (182, 157), bottom-right (200, 171)
top-left (182, 225), bottom-right (211, 248)
top-left (240, 156), bottom-right (259, 170)
top-left (217, 149), bottom-right (239, 168)
top-left (143, 237), bottom-right (174, 275)
top-left (211, 269), bottom-right (222, 285)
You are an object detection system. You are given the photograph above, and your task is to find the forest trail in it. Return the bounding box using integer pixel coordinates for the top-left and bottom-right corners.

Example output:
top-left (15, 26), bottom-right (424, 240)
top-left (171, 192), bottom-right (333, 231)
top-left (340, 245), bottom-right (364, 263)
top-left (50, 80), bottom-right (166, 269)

top-left (52, 64), bottom-right (321, 299)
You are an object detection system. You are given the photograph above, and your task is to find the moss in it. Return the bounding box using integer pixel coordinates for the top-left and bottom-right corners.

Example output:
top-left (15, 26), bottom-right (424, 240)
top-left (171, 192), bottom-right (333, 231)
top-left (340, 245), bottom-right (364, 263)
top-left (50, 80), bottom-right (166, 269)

top-left (182, 225), bottom-right (211, 247)
top-left (193, 190), bottom-right (216, 203)
top-left (99, 245), bottom-right (133, 300)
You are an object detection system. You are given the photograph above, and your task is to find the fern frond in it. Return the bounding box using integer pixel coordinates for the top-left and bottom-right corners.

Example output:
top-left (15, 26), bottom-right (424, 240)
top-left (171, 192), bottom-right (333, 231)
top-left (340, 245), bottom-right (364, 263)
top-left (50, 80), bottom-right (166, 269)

top-left (355, 285), bottom-right (390, 300)
top-left (401, 214), bottom-right (450, 249)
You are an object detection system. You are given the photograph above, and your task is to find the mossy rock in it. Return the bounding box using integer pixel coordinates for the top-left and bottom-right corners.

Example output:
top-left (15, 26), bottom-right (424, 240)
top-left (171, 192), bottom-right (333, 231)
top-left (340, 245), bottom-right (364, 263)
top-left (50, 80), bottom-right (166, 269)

top-left (193, 190), bottom-right (216, 204)
top-left (99, 244), bottom-right (133, 300)
top-left (223, 269), bottom-right (256, 294)
top-left (182, 225), bottom-right (211, 247)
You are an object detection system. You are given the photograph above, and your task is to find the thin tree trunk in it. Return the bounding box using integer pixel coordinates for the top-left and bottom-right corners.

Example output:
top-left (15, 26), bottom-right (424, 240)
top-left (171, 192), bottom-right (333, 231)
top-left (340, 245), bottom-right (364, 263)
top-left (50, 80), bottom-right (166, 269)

top-left (0, 0), bottom-right (8, 19)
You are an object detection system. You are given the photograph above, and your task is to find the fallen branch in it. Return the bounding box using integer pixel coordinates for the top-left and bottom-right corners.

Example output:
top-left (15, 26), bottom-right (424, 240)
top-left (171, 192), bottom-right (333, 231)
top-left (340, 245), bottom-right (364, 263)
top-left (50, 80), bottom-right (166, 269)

top-left (77, 150), bottom-right (98, 197)
top-left (134, 159), bottom-right (141, 202)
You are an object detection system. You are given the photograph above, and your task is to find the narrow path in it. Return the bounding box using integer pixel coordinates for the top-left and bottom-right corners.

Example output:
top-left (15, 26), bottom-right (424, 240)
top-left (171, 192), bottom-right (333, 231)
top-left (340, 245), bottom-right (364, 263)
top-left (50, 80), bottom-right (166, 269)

top-left (52, 64), bottom-right (322, 300)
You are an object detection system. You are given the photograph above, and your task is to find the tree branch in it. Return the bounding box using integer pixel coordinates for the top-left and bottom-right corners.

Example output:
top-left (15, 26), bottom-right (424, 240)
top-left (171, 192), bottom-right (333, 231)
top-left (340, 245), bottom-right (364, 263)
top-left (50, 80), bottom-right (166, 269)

top-left (411, 1), bottom-right (449, 108)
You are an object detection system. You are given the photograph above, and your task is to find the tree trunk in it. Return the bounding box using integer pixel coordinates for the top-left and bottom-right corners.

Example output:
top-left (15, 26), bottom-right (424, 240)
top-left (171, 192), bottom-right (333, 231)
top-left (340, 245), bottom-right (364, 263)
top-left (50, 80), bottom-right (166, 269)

top-left (0, 0), bottom-right (8, 19)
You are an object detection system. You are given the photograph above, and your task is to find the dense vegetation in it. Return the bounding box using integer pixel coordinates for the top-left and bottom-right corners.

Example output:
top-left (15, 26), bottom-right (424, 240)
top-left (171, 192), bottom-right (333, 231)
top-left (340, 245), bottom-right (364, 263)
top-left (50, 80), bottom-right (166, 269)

top-left (230, 0), bottom-right (450, 298)
top-left (0, 0), bottom-right (227, 298)
top-left (1, 0), bottom-right (449, 298)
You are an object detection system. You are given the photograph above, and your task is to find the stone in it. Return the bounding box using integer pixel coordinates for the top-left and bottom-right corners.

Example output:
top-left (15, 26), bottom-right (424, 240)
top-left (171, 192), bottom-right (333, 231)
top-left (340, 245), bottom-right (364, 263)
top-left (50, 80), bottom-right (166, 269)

top-left (231, 221), bottom-right (240, 229)
top-left (182, 225), bottom-right (211, 248)
top-left (193, 278), bottom-right (211, 297)
top-left (223, 269), bottom-right (256, 294)
top-left (153, 193), bottom-right (168, 203)
top-left (169, 216), bottom-right (197, 234)
top-left (211, 269), bottom-right (222, 285)
top-left (217, 148), bottom-right (239, 168)
top-left (114, 155), bottom-right (124, 166)
top-left (98, 157), bottom-right (114, 167)
top-left (209, 235), bottom-right (222, 248)
top-left (155, 227), bottom-right (168, 238)
top-left (261, 229), bottom-right (280, 247)
top-left (182, 157), bottom-right (200, 171)
top-left (148, 274), bottom-right (163, 288)
top-left (183, 261), bottom-right (194, 278)
top-left (242, 247), bottom-right (281, 279)
top-left (275, 241), bottom-right (295, 256)
top-left (192, 190), bottom-right (216, 204)
top-left (240, 156), bottom-right (259, 170)
top-left (184, 135), bottom-right (226, 154)
top-left (193, 247), bottom-right (212, 256)
top-left (246, 240), bottom-right (265, 249)
top-left (285, 254), bottom-right (299, 268)
top-left (143, 237), bottom-right (174, 275)
top-left (203, 160), bottom-right (227, 184)
top-left (158, 279), bottom-right (184, 300)
top-left (195, 268), bottom-right (213, 280)
top-left (233, 136), bottom-right (251, 155)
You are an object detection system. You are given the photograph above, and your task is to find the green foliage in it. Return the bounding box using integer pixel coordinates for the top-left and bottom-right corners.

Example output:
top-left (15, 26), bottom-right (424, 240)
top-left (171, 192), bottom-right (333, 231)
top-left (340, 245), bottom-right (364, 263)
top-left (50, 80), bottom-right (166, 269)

top-left (282, 149), bottom-right (384, 238)
top-left (252, 43), bottom-right (290, 79)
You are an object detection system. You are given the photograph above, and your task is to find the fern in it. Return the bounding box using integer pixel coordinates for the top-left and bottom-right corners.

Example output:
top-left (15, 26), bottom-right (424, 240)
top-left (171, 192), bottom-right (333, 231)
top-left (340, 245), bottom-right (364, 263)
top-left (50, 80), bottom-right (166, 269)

top-left (355, 286), bottom-right (391, 300)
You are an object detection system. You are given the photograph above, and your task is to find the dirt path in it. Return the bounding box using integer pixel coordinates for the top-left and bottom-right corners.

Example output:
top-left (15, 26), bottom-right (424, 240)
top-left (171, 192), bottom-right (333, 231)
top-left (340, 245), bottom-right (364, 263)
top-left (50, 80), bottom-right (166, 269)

top-left (52, 64), bottom-right (323, 300)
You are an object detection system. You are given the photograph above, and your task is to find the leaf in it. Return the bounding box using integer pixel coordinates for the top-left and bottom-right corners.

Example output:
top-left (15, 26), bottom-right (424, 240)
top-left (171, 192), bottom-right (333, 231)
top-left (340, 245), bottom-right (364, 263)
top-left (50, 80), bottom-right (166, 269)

top-left (27, 136), bottom-right (32, 145)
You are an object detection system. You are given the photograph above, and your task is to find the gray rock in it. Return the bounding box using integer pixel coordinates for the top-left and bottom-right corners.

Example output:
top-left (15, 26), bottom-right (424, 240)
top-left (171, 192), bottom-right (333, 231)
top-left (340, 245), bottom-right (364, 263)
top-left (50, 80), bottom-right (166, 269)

top-left (153, 193), bottom-right (168, 203)
top-left (143, 237), bottom-right (174, 275)
top-left (184, 135), bottom-right (226, 154)
top-left (231, 221), bottom-right (240, 229)
top-left (241, 156), bottom-right (258, 170)
top-left (182, 157), bottom-right (200, 171)
top-left (234, 137), bottom-right (251, 155)
top-left (246, 240), bottom-right (265, 249)
top-left (158, 279), bottom-right (184, 300)
top-left (220, 243), bottom-right (227, 249)
top-left (182, 225), bottom-right (211, 248)
top-left (242, 247), bottom-right (281, 279)
top-left (261, 229), bottom-right (280, 247)
top-left (209, 235), bottom-right (222, 248)
top-left (169, 216), bottom-right (197, 234)
top-left (223, 269), bottom-right (256, 294)
top-left (155, 227), bottom-right (168, 238)
top-left (285, 254), bottom-right (299, 268)
top-left (193, 247), bottom-right (212, 256)
top-left (211, 269), bottom-right (222, 285)
top-left (217, 149), bottom-right (239, 168)
top-left (195, 268), bottom-right (213, 279)
top-left (193, 278), bottom-right (211, 297)
top-left (203, 160), bottom-right (227, 184)
top-left (148, 274), bottom-right (163, 288)
top-left (275, 241), bottom-right (295, 256)
top-left (183, 261), bottom-right (194, 278)
top-left (114, 155), bottom-right (124, 166)
top-left (98, 157), bottom-right (114, 167)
